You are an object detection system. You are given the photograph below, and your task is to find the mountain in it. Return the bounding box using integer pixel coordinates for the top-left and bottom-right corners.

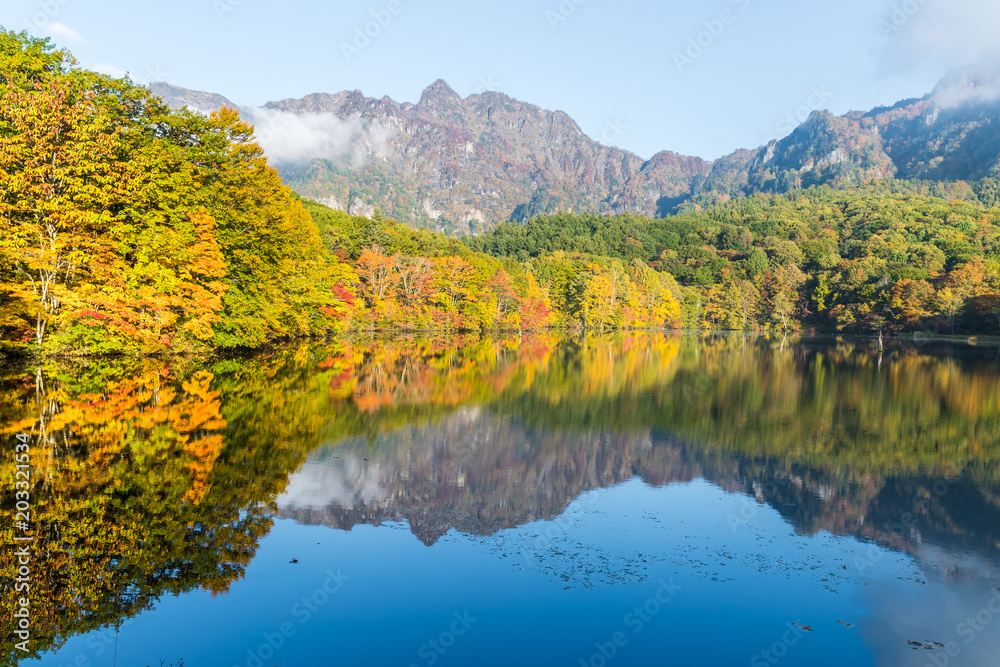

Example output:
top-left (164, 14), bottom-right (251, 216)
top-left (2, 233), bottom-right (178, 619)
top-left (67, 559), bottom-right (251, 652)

top-left (735, 63), bottom-right (1000, 196)
top-left (149, 82), bottom-right (239, 116)
top-left (152, 79), bottom-right (709, 232)
top-left (151, 66), bottom-right (1000, 232)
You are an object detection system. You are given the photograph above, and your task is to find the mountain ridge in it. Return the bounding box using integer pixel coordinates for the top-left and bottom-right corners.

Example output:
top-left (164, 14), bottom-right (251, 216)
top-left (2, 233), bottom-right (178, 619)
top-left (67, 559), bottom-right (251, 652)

top-left (150, 71), bottom-right (1000, 232)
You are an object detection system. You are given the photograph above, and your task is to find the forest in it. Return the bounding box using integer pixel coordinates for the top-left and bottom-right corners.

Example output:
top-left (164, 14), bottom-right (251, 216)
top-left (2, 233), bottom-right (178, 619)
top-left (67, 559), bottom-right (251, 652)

top-left (3, 30), bottom-right (1000, 360)
top-left (469, 190), bottom-right (1000, 335)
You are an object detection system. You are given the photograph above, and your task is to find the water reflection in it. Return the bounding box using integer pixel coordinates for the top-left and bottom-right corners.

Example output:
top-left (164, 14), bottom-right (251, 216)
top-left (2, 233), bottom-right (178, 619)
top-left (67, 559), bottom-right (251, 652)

top-left (278, 412), bottom-right (1000, 584)
top-left (2, 334), bottom-right (999, 665)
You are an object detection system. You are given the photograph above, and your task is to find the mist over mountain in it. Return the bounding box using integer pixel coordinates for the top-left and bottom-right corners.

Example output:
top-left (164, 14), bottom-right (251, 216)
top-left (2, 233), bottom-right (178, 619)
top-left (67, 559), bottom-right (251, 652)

top-left (151, 66), bottom-right (1000, 233)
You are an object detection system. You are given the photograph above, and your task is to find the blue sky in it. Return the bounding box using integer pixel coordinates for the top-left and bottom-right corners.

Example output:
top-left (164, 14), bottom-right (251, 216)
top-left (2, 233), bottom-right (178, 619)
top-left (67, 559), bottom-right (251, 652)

top-left (2, 0), bottom-right (995, 160)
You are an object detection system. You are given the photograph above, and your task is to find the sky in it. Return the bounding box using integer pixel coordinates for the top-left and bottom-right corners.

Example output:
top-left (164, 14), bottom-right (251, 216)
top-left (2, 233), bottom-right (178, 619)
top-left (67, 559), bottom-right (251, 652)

top-left (1, 0), bottom-right (997, 160)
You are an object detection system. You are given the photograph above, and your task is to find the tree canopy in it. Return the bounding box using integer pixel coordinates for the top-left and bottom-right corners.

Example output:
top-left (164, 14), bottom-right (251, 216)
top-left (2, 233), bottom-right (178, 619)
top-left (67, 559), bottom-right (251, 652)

top-left (467, 189), bottom-right (1000, 334)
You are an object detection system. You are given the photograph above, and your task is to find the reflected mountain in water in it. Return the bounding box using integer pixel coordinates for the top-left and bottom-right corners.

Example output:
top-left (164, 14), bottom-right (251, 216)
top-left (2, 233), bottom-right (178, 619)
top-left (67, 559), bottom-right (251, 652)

top-left (278, 405), bottom-right (1000, 587)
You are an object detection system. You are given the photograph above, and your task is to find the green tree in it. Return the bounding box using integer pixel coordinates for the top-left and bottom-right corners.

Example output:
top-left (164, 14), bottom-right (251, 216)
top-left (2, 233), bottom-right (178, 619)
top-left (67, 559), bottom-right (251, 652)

top-left (747, 248), bottom-right (770, 279)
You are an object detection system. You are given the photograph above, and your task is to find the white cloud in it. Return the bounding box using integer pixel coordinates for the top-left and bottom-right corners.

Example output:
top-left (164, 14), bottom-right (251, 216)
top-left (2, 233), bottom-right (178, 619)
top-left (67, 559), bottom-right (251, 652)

top-left (244, 107), bottom-right (394, 167)
top-left (876, 0), bottom-right (1000, 106)
top-left (45, 22), bottom-right (86, 45)
top-left (884, 0), bottom-right (1000, 70)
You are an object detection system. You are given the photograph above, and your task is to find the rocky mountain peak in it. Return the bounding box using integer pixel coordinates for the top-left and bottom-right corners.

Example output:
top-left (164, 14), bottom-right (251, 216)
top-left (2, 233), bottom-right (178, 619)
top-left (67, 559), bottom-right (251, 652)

top-left (419, 78), bottom-right (461, 105)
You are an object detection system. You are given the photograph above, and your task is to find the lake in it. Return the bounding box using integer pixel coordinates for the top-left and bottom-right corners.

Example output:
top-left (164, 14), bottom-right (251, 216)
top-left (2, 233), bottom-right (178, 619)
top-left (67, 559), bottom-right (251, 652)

top-left (3, 333), bottom-right (1000, 667)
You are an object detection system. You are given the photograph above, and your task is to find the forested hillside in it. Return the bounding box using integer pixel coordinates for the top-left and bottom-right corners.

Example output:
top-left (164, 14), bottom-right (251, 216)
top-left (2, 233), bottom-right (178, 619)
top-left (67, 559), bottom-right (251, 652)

top-left (302, 200), bottom-right (682, 334)
top-left (469, 188), bottom-right (1000, 334)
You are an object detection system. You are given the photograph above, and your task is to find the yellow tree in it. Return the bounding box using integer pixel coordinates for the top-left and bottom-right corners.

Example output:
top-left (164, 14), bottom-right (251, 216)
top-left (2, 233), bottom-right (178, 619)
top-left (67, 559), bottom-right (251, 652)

top-left (200, 108), bottom-right (348, 346)
top-left (937, 257), bottom-right (990, 330)
top-left (0, 71), bottom-right (124, 347)
top-left (704, 281), bottom-right (743, 330)
top-left (735, 280), bottom-right (760, 329)
top-left (889, 279), bottom-right (937, 328)
top-left (583, 273), bottom-right (620, 330)
top-left (433, 257), bottom-right (475, 316)
top-left (631, 260), bottom-right (682, 328)
top-left (767, 265), bottom-right (806, 331)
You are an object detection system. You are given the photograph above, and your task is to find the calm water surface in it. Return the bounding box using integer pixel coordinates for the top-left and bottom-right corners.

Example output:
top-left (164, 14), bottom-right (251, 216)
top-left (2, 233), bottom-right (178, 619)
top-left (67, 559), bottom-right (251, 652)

top-left (2, 334), bottom-right (999, 666)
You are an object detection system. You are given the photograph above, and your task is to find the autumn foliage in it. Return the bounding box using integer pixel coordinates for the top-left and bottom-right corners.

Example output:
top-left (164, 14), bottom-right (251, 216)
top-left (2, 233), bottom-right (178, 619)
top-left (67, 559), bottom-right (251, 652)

top-left (0, 31), bottom-right (351, 356)
top-left (0, 32), bottom-right (689, 357)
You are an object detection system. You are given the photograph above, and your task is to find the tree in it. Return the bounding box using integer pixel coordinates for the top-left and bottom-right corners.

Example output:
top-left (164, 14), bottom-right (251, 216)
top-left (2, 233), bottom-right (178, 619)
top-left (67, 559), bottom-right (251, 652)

top-left (704, 282), bottom-right (742, 330)
top-left (970, 293), bottom-right (1000, 332)
top-left (631, 261), bottom-right (682, 328)
top-left (889, 279), bottom-right (937, 328)
top-left (0, 65), bottom-right (124, 348)
top-left (735, 280), bottom-right (761, 329)
top-left (485, 270), bottom-right (519, 328)
top-left (747, 248), bottom-right (770, 279)
top-left (395, 255), bottom-right (434, 308)
top-left (433, 257), bottom-right (474, 311)
top-left (936, 257), bottom-right (990, 331)
top-left (772, 241), bottom-right (804, 267)
top-left (518, 273), bottom-right (555, 330)
top-left (767, 265), bottom-right (806, 331)
top-left (1, 33), bottom-right (351, 355)
top-left (196, 108), bottom-right (348, 347)
top-left (355, 246), bottom-right (399, 307)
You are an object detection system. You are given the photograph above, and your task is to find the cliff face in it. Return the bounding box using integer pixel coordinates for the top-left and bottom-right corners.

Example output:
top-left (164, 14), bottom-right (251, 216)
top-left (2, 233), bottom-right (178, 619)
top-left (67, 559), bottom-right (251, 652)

top-left (151, 66), bottom-right (1000, 230)
top-left (745, 111), bottom-right (897, 192)
top-left (738, 65), bottom-right (1000, 194)
top-left (268, 81), bottom-right (715, 232)
top-left (149, 79), bottom-right (711, 231)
